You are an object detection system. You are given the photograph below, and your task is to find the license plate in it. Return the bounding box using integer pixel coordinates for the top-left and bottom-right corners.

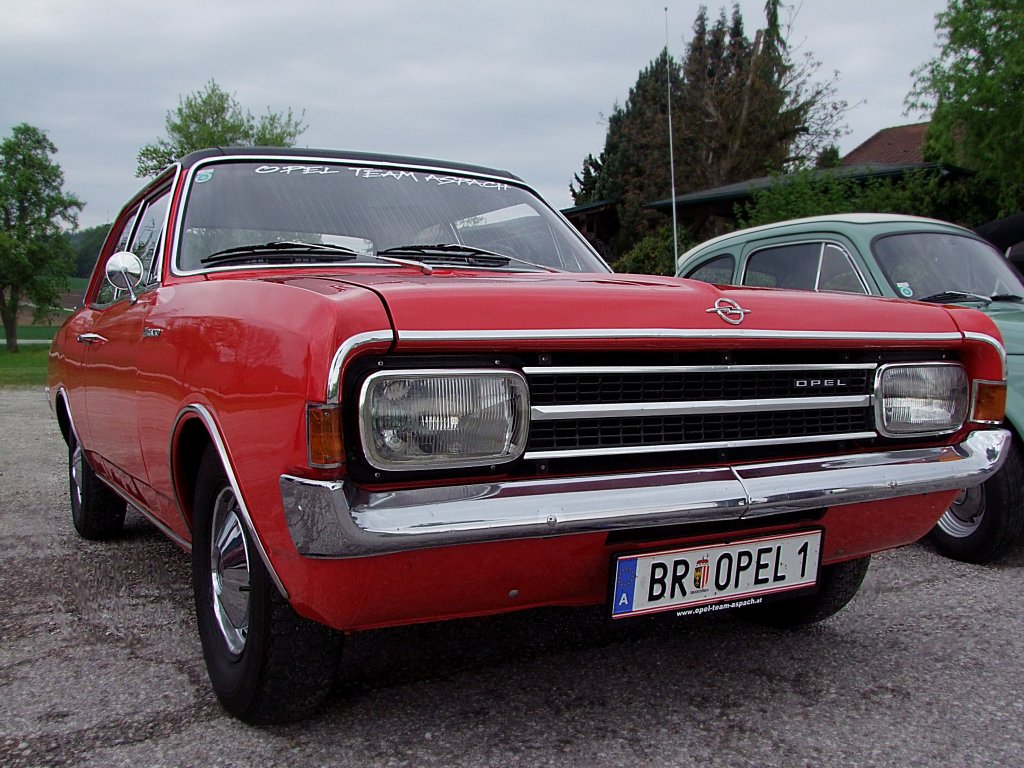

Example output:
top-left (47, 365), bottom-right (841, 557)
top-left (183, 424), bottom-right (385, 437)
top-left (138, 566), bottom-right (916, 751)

top-left (611, 530), bottom-right (822, 619)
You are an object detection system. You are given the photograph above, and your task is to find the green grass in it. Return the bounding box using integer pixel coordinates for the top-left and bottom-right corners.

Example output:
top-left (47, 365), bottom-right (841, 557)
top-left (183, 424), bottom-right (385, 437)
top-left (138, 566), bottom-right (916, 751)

top-left (8, 325), bottom-right (59, 341)
top-left (0, 346), bottom-right (50, 387)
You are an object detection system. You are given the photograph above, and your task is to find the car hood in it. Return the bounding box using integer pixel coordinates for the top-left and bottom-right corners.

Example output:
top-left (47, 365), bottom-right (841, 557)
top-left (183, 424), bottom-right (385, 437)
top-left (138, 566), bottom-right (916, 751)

top-left (275, 271), bottom-right (968, 344)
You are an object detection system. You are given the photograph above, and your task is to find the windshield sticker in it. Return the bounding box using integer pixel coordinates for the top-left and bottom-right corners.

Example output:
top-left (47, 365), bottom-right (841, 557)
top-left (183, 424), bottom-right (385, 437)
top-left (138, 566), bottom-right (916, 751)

top-left (897, 282), bottom-right (914, 298)
top-left (351, 168), bottom-right (419, 181)
top-left (255, 165), bottom-right (341, 175)
top-left (195, 170), bottom-right (214, 184)
top-left (424, 174), bottom-right (508, 190)
top-left (349, 168), bottom-right (509, 190)
top-left (252, 165), bottom-right (509, 191)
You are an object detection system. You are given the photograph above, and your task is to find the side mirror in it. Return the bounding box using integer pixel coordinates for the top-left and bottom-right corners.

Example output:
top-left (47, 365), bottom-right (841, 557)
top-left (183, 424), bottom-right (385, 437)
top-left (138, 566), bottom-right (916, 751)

top-left (105, 251), bottom-right (145, 303)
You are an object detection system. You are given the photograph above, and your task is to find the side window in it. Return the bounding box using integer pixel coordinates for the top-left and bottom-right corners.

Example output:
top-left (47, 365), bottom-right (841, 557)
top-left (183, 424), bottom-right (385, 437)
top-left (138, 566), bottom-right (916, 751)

top-left (684, 254), bottom-right (736, 284)
top-left (130, 188), bottom-right (171, 287)
top-left (743, 241), bottom-right (867, 294)
top-left (93, 207), bottom-right (140, 306)
top-left (744, 243), bottom-right (821, 289)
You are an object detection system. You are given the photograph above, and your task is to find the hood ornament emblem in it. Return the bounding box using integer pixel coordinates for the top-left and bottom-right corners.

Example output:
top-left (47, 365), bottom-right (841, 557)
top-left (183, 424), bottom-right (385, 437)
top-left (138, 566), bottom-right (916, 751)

top-left (706, 298), bottom-right (751, 325)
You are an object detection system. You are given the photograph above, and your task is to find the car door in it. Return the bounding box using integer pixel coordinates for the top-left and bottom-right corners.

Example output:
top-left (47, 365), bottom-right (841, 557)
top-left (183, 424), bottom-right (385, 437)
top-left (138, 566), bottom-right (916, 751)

top-left (81, 186), bottom-right (171, 505)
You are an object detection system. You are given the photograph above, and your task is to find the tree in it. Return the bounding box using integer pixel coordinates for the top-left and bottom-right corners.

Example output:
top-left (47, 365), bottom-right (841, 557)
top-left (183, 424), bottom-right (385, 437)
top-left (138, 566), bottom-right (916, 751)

top-left (615, 225), bottom-right (692, 277)
top-left (906, 0), bottom-right (1024, 216)
top-left (68, 223), bottom-right (111, 278)
top-left (136, 80), bottom-right (307, 177)
top-left (572, 2), bottom-right (848, 260)
top-left (814, 145), bottom-right (842, 168)
top-left (735, 168), bottom-right (999, 230)
top-left (570, 50), bottom-right (683, 257)
top-left (0, 124), bottom-right (82, 352)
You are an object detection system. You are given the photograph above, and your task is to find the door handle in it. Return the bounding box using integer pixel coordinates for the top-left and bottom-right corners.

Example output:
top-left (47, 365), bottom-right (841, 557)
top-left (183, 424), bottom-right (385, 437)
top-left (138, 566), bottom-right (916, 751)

top-left (76, 333), bottom-right (108, 345)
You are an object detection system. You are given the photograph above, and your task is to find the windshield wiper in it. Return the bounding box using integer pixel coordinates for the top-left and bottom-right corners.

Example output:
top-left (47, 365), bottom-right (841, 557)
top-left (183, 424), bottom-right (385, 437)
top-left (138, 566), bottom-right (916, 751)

top-left (989, 293), bottom-right (1024, 303)
top-left (202, 241), bottom-right (364, 266)
top-left (917, 290), bottom-right (993, 305)
top-left (377, 243), bottom-right (562, 272)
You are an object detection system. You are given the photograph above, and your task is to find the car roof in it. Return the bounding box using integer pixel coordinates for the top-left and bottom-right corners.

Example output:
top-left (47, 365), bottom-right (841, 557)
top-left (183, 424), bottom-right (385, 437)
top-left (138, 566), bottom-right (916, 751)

top-left (177, 147), bottom-right (522, 181)
top-left (678, 213), bottom-right (976, 263)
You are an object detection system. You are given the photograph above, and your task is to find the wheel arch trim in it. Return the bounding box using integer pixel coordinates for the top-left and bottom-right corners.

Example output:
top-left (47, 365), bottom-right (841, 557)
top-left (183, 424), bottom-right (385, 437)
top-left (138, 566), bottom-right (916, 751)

top-left (171, 403), bottom-right (289, 599)
top-left (53, 386), bottom-right (75, 446)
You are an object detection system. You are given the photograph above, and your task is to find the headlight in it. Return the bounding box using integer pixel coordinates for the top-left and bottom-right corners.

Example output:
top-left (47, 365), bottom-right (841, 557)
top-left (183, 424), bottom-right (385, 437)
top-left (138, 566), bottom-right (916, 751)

top-left (359, 369), bottom-right (529, 470)
top-left (876, 363), bottom-right (969, 437)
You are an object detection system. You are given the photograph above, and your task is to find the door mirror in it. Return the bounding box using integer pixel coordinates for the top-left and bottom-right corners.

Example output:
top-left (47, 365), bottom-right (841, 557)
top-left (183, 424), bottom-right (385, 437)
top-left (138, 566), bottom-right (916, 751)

top-left (105, 251), bottom-right (145, 303)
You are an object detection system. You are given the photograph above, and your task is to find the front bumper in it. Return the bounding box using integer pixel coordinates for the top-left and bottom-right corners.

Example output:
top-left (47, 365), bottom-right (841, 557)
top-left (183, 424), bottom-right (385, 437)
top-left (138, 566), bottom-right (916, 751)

top-left (280, 429), bottom-right (1009, 558)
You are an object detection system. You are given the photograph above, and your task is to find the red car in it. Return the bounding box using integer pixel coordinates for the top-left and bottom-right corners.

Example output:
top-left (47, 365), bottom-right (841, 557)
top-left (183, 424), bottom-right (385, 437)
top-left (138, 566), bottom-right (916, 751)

top-left (48, 148), bottom-right (1009, 722)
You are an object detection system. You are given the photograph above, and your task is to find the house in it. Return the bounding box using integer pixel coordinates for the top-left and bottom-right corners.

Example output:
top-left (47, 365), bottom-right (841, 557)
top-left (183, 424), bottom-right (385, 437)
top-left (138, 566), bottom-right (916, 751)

top-left (840, 122), bottom-right (929, 166)
top-left (563, 123), bottom-right (966, 257)
top-left (645, 123), bottom-right (971, 235)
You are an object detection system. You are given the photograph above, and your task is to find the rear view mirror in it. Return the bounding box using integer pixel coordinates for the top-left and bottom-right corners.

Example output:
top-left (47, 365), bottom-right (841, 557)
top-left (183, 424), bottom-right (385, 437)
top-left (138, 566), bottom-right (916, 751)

top-left (105, 251), bottom-right (144, 303)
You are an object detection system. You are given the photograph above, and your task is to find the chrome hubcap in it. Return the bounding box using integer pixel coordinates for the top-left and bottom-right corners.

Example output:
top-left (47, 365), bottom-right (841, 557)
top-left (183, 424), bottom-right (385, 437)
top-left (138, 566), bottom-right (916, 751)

top-left (209, 486), bottom-right (250, 656)
top-left (936, 485), bottom-right (985, 539)
top-left (71, 443), bottom-right (84, 508)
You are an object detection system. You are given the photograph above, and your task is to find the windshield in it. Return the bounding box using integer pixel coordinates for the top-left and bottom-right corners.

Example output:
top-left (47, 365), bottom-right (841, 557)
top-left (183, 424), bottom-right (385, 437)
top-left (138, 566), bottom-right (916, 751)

top-left (873, 232), bottom-right (1024, 300)
top-left (175, 160), bottom-right (607, 273)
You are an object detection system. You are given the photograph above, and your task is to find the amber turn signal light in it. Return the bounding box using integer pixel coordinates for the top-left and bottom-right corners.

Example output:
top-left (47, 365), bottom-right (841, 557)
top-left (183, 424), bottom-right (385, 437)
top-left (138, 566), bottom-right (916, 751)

top-left (972, 381), bottom-right (1007, 424)
top-left (307, 404), bottom-right (344, 468)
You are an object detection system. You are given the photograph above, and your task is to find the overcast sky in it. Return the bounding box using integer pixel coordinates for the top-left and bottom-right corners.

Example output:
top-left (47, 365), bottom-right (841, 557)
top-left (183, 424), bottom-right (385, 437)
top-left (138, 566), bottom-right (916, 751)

top-left (2, 0), bottom-right (946, 230)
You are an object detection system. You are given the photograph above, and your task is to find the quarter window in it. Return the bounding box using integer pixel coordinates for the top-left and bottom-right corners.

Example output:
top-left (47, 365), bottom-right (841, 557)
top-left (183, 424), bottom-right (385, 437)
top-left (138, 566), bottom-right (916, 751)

top-left (93, 207), bottom-right (140, 306)
top-left (92, 189), bottom-right (171, 307)
top-left (131, 189), bottom-right (171, 285)
top-left (684, 254), bottom-right (735, 284)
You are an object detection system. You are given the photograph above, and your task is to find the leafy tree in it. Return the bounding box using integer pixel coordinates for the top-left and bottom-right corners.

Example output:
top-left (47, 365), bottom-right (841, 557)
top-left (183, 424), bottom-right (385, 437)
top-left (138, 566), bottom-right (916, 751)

top-left (616, 225), bottom-right (693, 276)
top-left (0, 124), bottom-right (82, 351)
top-left (570, 153), bottom-right (603, 205)
top-left (735, 168), bottom-right (999, 230)
top-left (572, 2), bottom-right (848, 259)
top-left (814, 145), bottom-right (842, 169)
top-left (67, 223), bottom-right (112, 278)
top-left (570, 50), bottom-right (683, 257)
top-left (906, 0), bottom-right (1024, 215)
top-left (136, 80), bottom-right (307, 177)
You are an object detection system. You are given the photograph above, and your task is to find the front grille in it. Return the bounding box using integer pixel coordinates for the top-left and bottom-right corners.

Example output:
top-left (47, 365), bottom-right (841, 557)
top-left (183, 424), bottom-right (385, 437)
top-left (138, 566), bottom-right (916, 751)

top-left (523, 363), bottom-right (878, 460)
top-left (528, 408), bottom-right (872, 453)
top-left (530, 369), bottom-right (873, 405)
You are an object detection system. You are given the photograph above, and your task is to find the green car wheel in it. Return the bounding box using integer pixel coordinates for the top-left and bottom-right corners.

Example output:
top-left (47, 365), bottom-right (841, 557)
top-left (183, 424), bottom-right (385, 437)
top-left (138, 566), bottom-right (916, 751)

top-left (929, 439), bottom-right (1024, 564)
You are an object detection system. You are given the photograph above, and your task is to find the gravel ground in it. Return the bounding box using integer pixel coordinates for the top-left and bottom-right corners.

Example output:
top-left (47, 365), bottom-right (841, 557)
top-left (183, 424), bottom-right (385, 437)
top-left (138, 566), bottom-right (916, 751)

top-left (2, 386), bottom-right (1023, 767)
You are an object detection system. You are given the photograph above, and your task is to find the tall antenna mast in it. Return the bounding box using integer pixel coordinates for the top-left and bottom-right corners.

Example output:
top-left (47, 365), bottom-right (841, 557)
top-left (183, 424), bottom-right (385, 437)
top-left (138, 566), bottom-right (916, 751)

top-left (665, 7), bottom-right (680, 267)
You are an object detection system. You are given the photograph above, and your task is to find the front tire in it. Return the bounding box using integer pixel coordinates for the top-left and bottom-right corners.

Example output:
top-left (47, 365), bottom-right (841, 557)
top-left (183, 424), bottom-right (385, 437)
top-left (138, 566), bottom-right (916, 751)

top-left (191, 446), bottom-right (342, 724)
top-left (68, 431), bottom-right (126, 540)
top-left (929, 439), bottom-right (1024, 564)
top-left (745, 556), bottom-right (870, 628)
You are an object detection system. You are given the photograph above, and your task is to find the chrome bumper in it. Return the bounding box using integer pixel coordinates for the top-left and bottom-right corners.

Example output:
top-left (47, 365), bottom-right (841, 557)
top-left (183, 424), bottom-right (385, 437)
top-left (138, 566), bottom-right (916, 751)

top-left (280, 429), bottom-right (1009, 558)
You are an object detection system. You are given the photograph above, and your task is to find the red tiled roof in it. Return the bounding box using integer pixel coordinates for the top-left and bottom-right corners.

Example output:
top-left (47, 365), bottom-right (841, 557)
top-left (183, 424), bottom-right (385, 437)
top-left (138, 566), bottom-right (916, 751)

top-left (841, 123), bottom-right (929, 166)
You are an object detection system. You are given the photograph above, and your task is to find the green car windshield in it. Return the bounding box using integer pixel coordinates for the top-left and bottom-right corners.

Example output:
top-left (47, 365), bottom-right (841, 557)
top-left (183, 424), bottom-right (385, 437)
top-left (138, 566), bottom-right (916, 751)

top-left (873, 232), bottom-right (1024, 301)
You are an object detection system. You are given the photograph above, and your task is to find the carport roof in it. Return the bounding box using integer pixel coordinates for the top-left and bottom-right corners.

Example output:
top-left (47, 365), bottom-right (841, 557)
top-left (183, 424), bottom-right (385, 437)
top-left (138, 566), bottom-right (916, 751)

top-left (647, 162), bottom-right (961, 213)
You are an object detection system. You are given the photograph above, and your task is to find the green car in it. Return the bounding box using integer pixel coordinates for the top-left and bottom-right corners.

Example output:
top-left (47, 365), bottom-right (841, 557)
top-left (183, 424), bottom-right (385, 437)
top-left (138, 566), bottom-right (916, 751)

top-left (677, 213), bottom-right (1024, 563)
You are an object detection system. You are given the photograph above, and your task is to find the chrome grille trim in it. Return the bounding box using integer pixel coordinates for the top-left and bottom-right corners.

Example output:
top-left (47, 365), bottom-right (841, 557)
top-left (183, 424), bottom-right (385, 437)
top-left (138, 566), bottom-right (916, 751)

top-left (398, 329), bottom-right (963, 343)
top-left (522, 363), bottom-right (879, 375)
top-left (523, 431), bottom-right (879, 460)
top-left (530, 395), bottom-right (872, 421)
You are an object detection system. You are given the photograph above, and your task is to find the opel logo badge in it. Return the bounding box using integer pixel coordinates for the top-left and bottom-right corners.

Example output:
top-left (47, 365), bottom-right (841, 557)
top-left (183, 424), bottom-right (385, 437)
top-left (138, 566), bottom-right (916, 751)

top-left (706, 298), bottom-right (751, 325)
